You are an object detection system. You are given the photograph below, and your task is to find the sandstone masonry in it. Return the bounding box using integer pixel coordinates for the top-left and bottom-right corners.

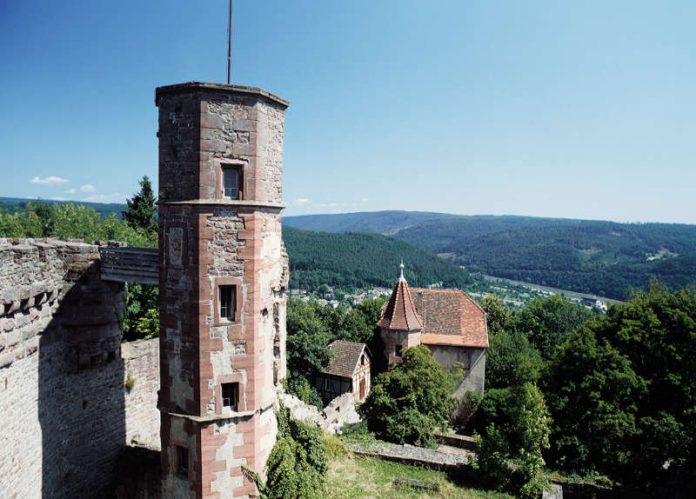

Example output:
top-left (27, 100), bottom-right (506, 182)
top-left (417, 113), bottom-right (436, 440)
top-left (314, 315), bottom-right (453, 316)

top-left (0, 239), bottom-right (164, 498)
top-left (156, 83), bottom-right (289, 498)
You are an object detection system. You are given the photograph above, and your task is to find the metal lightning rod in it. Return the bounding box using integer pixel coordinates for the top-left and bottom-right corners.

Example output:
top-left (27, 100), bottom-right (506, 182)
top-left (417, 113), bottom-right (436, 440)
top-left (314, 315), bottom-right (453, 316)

top-left (226, 0), bottom-right (233, 84)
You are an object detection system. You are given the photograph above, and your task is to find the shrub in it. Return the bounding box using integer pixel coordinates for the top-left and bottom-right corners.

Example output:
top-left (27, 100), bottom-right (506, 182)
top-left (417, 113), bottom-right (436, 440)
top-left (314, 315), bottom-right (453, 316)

top-left (264, 403), bottom-right (328, 499)
top-left (475, 383), bottom-right (551, 498)
top-left (359, 345), bottom-right (456, 446)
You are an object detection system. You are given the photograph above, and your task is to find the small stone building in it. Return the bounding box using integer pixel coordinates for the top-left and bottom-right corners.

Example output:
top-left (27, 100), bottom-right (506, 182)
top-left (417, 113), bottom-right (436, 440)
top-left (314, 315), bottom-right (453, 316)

top-left (316, 340), bottom-right (372, 403)
top-left (378, 263), bottom-right (488, 395)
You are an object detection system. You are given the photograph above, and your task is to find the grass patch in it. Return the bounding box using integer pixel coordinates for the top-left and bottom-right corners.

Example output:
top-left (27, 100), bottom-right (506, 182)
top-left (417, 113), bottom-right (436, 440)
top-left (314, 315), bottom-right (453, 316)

top-left (326, 451), bottom-right (512, 499)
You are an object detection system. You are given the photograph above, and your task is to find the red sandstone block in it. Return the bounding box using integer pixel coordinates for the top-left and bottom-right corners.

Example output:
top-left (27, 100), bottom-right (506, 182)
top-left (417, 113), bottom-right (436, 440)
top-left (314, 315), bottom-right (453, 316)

top-left (234, 444), bottom-right (256, 458)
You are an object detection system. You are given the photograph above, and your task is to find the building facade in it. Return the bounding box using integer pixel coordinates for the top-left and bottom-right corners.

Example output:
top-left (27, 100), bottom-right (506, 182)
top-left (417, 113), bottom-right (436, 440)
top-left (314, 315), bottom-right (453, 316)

top-left (157, 82), bottom-right (289, 498)
top-left (316, 340), bottom-right (372, 403)
top-left (379, 264), bottom-right (488, 394)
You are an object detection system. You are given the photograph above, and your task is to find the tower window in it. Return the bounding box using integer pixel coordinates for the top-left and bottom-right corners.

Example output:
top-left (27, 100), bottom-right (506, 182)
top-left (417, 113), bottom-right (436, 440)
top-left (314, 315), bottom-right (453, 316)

top-left (394, 345), bottom-right (403, 358)
top-left (221, 382), bottom-right (239, 411)
top-left (175, 445), bottom-right (189, 477)
top-left (219, 285), bottom-right (236, 321)
top-left (222, 165), bottom-right (242, 199)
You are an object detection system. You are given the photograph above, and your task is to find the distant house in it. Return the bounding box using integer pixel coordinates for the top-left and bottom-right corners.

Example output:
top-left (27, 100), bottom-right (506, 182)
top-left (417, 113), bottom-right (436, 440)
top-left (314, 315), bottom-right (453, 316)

top-left (316, 340), bottom-right (372, 403)
top-left (378, 262), bottom-right (489, 395)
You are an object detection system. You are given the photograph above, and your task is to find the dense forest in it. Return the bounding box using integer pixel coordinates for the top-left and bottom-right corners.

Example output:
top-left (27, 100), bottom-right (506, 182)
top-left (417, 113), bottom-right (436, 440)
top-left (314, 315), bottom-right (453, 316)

top-left (287, 289), bottom-right (696, 496)
top-left (282, 226), bottom-right (473, 291)
top-left (285, 211), bottom-right (696, 299)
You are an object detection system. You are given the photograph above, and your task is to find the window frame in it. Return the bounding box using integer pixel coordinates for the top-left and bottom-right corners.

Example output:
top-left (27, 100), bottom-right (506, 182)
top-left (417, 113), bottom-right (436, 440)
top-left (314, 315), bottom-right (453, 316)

top-left (213, 278), bottom-right (242, 327)
top-left (215, 159), bottom-right (246, 201)
top-left (219, 285), bottom-right (236, 322)
top-left (221, 382), bottom-right (239, 411)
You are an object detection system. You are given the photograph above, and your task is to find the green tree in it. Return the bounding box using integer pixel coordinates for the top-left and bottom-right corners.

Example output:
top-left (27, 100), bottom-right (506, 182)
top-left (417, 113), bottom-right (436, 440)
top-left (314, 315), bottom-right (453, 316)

top-left (475, 383), bottom-right (551, 498)
top-left (545, 325), bottom-right (643, 475)
top-left (359, 345), bottom-right (455, 445)
top-left (480, 295), bottom-right (513, 334)
top-left (286, 300), bottom-right (332, 406)
top-left (515, 295), bottom-right (592, 360)
top-left (123, 175), bottom-right (157, 235)
top-left (546, 285), bottom-right (696, 489)
top-left (264, 404), bottom-right (327, 499)
top-left (286, 300), bottom-right (333, 380)
top-left (486, 330), bottom-right (543, 389)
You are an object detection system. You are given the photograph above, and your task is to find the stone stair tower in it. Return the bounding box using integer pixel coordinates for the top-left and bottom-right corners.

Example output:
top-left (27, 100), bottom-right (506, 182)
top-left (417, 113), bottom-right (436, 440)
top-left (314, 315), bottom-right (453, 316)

top-left (156, 82), bottom-right (289, 498)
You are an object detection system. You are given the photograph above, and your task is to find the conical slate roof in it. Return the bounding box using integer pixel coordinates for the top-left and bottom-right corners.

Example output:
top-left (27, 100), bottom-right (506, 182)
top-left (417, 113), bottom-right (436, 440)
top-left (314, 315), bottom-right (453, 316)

top-left (378, 273), bottom-right (423, 332)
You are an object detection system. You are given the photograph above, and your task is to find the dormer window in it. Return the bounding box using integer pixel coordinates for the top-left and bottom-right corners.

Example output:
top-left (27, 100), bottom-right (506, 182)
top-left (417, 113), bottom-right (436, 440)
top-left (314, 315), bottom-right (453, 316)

top-left (222, 164), bottom-right (242, 200)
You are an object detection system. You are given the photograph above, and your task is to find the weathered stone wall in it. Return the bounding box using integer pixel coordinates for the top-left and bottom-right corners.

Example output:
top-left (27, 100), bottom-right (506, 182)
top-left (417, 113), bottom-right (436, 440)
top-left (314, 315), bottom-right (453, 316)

top-left (157, 83), bottom-right (288, 498)
top-left (0, 239), bottom-right (126, 498)
top-left (428, 345), bottom-right (486, 395)
top-left (123, 339), bottom-right (161, 448)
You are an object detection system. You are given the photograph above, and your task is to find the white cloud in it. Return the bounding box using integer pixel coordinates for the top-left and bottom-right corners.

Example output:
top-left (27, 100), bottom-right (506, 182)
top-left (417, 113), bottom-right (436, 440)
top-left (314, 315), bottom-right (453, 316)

top-left (292, 197), bottom-right (312, 206)
top-left (83, 193), bottom-right (126, 203)
top-left (64, 188), bottom-right (76, 194)
top-left (32, 176), bottom-right (68, 185)
top-left (80, 184), bottom-right (96, 193)
top-left (49, 196), bottom-right (67, 201)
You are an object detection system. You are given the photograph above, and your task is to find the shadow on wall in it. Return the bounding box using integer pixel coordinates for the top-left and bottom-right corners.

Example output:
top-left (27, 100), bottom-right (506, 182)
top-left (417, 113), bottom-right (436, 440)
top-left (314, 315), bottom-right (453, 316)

top-left (38, 260), bottom-right (127, 498)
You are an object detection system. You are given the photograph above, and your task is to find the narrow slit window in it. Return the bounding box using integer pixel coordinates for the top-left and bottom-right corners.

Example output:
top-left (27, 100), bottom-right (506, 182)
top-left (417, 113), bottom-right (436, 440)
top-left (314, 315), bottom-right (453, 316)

top-left (219, 285), bottom-right (236, 321)
top-left (394, 345), bottom-right (403, 358)
top-left (222, 165), bottom-right (242, 200)
top-left (176, 445), bottom-right (189, 477)
top-left (221, 382), bottom-right (239, 411)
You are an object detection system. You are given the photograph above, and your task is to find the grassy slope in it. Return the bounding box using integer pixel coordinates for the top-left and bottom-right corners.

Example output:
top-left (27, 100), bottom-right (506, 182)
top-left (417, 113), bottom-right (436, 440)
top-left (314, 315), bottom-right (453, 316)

top-left (326, 453), bottom-right (511, 499)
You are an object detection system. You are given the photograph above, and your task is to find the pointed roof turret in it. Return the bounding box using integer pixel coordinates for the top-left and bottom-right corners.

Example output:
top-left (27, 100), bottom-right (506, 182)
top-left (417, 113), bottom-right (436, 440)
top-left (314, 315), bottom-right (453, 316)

top-left (378, 262), bottom-right (423, 331)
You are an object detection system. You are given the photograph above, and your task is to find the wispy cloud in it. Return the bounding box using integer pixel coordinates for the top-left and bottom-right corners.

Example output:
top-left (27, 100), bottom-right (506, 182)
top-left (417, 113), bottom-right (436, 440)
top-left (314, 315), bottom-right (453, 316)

top-left (80, 184), bottom-right (96, 193)
top-left (83, 193), bottom-right (126, 203)
top-left (32, 176), bottom-right (68, 185)
top-left (64, 188), bottom-right (76, 194)
top-left (292, 197), bottom-right (312, 207)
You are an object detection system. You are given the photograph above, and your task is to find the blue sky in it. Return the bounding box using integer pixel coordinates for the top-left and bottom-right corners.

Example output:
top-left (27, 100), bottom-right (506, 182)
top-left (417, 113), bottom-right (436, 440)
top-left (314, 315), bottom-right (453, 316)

top-left (1, 0), bottom-right (694, 223)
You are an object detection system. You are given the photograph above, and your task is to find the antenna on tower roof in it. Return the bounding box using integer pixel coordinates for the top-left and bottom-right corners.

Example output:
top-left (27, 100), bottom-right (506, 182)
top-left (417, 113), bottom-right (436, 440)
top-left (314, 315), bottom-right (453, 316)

top-left (226, 0), bottom-right (233, 84)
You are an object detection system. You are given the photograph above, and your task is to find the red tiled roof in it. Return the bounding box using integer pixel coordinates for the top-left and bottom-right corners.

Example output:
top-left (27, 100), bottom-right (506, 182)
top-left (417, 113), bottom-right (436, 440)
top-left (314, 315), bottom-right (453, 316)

top-left (377, 278), bottom-right (423, 331)
top-left (321, 340), bottom-right (371, 379)
top-left (410, 288), bottom-right (489, 348)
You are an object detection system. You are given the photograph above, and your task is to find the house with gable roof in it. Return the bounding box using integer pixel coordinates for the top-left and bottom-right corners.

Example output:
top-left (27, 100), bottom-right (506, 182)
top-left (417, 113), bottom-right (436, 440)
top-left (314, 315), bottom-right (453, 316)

top-left (378, 262), bottom-right (488, 395)
top-left (316, 340), bottom-right (372, 403)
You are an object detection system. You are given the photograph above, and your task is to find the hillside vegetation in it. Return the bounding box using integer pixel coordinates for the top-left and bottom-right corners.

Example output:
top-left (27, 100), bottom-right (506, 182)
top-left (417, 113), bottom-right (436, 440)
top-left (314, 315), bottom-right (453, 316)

top-left (285, 211), bottom-right (696, 299)
top-left (283, 226), bottom-right (473, 291)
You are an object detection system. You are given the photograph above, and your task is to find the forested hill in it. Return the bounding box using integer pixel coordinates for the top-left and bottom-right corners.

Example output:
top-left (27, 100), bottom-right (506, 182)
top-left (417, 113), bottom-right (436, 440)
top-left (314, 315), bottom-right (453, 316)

top-left (284, 212), bottom-right (696, 299)
top-left (282, 226), bottom-right (473, 291)
top-left (0, 197), bottom-right (126, 219)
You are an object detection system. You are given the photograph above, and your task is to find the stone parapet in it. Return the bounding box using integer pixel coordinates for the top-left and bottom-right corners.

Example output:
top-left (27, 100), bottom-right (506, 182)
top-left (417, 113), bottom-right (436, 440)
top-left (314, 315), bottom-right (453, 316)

top-left (0, 238), bottom-right (128, 498)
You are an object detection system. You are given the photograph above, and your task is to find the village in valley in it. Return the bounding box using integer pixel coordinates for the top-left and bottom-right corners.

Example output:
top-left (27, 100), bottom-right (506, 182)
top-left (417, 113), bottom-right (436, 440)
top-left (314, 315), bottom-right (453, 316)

top-left (1, 2), bottom-right (695, 499)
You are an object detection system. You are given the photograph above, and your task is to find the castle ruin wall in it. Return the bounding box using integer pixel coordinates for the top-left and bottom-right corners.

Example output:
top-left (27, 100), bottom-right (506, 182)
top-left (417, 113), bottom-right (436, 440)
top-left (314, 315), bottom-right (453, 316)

top-left (0, 239), bottom-right (162, 498)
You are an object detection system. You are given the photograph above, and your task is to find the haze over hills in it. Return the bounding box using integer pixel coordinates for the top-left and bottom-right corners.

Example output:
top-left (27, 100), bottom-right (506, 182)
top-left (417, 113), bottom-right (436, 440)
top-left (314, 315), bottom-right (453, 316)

top-left (0, 196), bottom-right (126, 219)
top-left (284, 211), bottom-right (696, 300)
top-left (5, 197), bottom-right (696, 300)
